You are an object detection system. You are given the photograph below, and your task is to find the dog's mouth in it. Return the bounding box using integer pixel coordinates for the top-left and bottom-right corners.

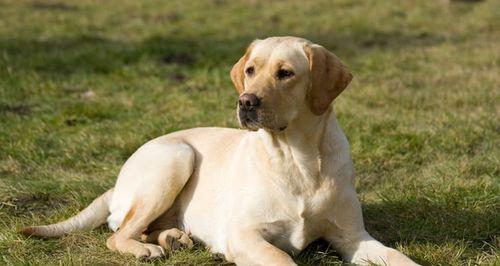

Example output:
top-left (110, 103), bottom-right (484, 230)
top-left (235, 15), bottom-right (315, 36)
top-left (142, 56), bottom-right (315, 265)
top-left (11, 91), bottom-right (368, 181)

top-left (240, 122), bottom-right (287, 132)
top-left (238, 110), bottom-right (287, 132)
top-left (238, 114), bottom-right (261, 131)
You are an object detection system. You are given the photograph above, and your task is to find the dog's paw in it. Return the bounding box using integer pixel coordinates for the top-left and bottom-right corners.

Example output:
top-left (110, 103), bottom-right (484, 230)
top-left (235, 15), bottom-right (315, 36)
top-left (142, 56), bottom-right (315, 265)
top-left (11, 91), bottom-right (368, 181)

top-left (136, 243), bottom-right (166, 261)
top-left (157, 228), bottom-right (194, 252)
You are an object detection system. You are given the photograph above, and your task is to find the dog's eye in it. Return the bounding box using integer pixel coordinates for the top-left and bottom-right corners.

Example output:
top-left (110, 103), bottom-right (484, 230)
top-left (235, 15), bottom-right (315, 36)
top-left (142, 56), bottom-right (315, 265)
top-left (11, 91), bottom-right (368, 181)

top-left (276, 69), bottom-right (294, 80)
top-left (245, 66), bottom-right (255, 76)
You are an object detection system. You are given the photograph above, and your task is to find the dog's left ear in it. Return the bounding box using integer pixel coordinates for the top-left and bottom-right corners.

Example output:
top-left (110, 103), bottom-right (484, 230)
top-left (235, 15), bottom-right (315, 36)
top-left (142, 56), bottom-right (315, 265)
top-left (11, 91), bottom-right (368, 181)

top-left (230, 40), bottom-right (259, 95)
top-left (303, 44), bottom-right (353, 115)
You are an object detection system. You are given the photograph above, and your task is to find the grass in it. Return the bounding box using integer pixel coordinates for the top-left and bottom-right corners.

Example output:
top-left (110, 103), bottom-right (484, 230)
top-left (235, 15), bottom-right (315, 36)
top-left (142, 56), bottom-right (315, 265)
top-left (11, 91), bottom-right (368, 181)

top-left (0, 0), bottom-right (498, 265)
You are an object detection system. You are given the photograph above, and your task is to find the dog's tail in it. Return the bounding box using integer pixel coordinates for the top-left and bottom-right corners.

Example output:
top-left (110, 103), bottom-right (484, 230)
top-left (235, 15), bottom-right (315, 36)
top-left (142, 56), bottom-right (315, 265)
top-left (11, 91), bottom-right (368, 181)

top-left (19, 188), bottom-right (114, 237)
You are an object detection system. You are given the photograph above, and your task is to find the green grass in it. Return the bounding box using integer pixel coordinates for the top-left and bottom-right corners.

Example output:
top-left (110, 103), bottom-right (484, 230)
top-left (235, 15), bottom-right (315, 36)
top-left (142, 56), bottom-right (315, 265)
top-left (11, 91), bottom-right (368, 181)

top-left (0, 0), bottom-right (499, 265)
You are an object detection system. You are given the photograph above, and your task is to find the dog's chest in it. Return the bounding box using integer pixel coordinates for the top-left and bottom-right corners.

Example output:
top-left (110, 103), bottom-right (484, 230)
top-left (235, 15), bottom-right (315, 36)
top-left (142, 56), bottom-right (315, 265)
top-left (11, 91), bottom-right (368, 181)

top-left (259, 183), bottom-right (334, 253)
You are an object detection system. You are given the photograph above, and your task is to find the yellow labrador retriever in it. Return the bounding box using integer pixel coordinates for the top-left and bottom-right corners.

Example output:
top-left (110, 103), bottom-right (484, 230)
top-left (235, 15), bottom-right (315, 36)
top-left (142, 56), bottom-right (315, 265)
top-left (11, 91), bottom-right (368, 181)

top-left (21, 36), bottom-right (419, 266)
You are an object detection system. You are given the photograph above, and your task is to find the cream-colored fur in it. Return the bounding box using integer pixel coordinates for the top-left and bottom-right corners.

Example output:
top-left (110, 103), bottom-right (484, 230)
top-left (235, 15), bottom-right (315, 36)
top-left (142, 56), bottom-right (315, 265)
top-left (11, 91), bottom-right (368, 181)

top-left (21, 37), bottom-right (419, 266)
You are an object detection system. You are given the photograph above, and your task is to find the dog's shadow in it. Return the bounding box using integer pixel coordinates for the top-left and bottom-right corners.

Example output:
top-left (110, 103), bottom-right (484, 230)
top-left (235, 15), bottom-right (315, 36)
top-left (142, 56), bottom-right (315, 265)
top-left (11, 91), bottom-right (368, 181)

top-left (295, 197), bottom-right (498, 266)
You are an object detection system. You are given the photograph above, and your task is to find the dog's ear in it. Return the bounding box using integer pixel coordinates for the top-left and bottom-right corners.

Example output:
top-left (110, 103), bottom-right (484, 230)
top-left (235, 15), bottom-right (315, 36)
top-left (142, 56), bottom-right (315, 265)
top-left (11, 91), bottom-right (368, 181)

top-left (230, 40), bottom-right (259, 95)
top-left (303, 44), bottom-right (353, 115)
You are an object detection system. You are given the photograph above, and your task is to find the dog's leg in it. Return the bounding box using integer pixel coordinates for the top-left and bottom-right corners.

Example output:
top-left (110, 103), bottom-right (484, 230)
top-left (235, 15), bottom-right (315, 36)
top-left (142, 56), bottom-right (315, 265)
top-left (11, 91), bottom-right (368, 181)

top-left (228, 229), bottom-right (297, 266)
top-left (106, 141), bottom-right (195, 260)
top-left (143, 228), bottom-right (194, 253)
top-left (324, 188), bottom-right (419, 266)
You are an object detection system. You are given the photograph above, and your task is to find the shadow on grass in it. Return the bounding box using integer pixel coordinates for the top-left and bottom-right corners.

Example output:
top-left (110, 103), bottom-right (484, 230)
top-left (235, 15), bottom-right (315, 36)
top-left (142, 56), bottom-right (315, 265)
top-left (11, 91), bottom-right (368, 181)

top-left (362, 197), bottom-right (498, 265)
top-left (0, 34), bottom-right (248, 76)
top-left (0, 192), bottom-right (70, 217)
top-left (363, 198), bottom-right (498, 246)
top-left (0, 35), bottom-right (190, 75)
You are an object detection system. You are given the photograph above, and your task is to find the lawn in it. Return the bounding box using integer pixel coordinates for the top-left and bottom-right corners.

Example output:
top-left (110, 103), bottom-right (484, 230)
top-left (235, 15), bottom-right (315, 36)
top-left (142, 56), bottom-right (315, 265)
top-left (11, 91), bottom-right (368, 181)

top-left (0, 0), bottom-right (498, 265)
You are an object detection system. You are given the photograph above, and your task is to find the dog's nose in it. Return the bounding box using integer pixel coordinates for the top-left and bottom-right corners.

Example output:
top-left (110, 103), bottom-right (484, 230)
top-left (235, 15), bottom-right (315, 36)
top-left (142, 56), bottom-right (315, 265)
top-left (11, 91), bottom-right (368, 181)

top-left (238, 93), bottom-right (261, 109)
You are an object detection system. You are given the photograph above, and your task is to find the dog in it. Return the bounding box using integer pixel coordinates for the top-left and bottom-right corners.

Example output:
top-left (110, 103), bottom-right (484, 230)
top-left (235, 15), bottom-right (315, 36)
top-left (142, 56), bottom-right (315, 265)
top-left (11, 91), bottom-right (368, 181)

top-left (21, 36), bottom-right (419, 266)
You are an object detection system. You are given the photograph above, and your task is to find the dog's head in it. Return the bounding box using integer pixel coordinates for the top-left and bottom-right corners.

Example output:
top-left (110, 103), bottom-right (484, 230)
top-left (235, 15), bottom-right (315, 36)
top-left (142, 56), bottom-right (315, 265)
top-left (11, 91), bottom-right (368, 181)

top-left (231, 36), bottom-right (353, 132)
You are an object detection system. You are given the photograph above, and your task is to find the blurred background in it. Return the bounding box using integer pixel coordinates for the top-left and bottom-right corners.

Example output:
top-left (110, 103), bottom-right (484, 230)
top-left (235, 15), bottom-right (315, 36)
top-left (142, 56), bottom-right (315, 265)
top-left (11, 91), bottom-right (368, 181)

top-left (0, 0), bottom-right (498, 265)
